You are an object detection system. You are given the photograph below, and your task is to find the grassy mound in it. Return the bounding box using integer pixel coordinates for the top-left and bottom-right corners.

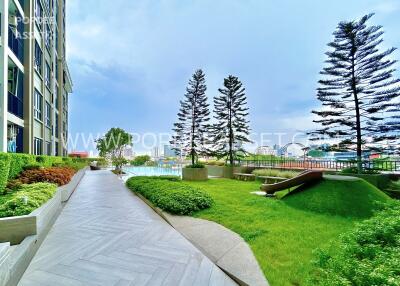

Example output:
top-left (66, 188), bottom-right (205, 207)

top-left (283, 178), bottom-right (390, 218)
top-left (126, 176), bottom-right (213, 215)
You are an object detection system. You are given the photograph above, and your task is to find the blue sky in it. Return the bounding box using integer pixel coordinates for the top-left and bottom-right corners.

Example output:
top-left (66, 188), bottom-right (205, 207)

top-left (66, 0), bottom-right (400, 154)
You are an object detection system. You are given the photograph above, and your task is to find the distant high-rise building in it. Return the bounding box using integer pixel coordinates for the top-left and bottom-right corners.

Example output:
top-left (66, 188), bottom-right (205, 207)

top-left (0, 0), bottom-right (72, 155)
top-left (152, 146), bottom-right (160, 159)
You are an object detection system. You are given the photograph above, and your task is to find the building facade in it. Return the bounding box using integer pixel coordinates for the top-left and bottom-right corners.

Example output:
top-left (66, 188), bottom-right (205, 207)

top-left (0, 0), bottom-right (72, 156)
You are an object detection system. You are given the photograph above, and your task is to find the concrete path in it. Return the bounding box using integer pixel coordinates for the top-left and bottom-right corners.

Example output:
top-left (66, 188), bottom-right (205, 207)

top-left (163, 214), bottom-right (269, 286)
top-left (18, 171), bottom-right (236, 286)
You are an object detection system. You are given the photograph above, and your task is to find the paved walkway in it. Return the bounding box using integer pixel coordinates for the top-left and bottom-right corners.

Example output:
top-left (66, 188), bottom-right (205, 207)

top-left (18, 171), bottom-right (236, 286)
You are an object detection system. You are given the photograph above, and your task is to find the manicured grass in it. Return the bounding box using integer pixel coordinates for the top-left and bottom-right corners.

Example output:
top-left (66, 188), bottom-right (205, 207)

top-left (186, 178), bottom-right (390, 286)
top-left (284, 179), bottom-right (390, 218)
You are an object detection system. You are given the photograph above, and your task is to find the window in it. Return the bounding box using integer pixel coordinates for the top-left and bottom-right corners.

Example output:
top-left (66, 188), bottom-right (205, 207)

top-left (46, 141), bottom-right (52, 155)
top-left (55, 113), bottom-right (59, 138)
top-left (34, 0), bottom-right (43, 28)
top-left (45, 101), bottom-right (51, 127)
top-left (45, 62), bottom-right (51, 88)
top-left (34, 89), bottom-right (43, 121)
top-left (34, 138), bottom-right (43, 155)
top-left (55, 142), bottom-right (59, 156)
top-left (45, 24), bottom-right (51, 50)
top-left (55, 87), bottom-right (59, 109)
top-left (34, 41), bottom-right (43, 75)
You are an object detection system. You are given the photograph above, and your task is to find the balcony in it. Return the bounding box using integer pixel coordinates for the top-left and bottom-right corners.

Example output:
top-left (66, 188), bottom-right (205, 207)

top-left (8, 92), bottom-right (24, 119)
top-left (8, 26), bottom-right (24, 63)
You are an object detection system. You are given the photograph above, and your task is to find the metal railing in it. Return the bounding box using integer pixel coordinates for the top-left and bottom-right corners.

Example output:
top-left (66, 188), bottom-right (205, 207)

top-left (237, 158), bottom-right (400, 172)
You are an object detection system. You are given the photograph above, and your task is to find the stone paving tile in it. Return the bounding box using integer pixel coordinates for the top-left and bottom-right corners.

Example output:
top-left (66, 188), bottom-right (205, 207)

top-left (19, 170), bottom-right (237, 286)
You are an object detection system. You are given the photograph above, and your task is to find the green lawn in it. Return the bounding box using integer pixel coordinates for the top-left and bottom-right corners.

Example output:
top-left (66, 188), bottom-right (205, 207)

top-left (186, 178), bottom-right (390, 286)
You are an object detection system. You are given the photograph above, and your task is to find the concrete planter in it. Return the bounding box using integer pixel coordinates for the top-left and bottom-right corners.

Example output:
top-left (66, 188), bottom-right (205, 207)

top-left (205, 166), bottom-right (253, 179)
top-left (206, 165), bottom-right (225, 177)
top-left (340, 173), bottom-right (391, 190)
top-left (182, 168), bottom-right (208, 181)
top-left (0, 169), bottom-right (87, 286)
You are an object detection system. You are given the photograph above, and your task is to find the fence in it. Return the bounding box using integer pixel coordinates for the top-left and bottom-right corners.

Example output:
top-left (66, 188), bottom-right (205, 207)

top-left (237, 159), bottom-right (400, 172)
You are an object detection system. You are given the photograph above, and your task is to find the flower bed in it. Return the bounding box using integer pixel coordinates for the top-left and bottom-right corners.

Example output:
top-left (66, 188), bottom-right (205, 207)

top-left (126, 176), bottom-right (213, 215)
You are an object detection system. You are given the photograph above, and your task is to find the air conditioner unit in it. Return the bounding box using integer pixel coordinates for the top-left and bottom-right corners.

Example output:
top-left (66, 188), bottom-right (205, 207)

top-left (9, 14), bottom-right (19, 27)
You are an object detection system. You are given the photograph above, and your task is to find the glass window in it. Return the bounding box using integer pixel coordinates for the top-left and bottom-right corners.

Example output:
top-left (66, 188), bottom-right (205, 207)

top-left (35, 0), bottom-right (43, 28)
top-left (45, 24), bottom-right (51, 50)
top-left (34, 41), bottom-right (43, 75)
top-left (55, 113), bottom-right (59, 138)
top-left (45, 62), bottom-right (51, 88)
top-left (34, 137), bottom-right (43, 155)
top-left (55, 87), bottom-right (59, 109)
top-left (45, 101), bottom-right (51, 127)
top-left (55, 142), bottom-right (59, 156)
top-left (34, 89), bottom-right (43, 121)
top-left (46, 141), bottom-right (52, 155)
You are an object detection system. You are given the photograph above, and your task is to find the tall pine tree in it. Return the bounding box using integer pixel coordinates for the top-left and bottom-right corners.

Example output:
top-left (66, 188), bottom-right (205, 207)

top-left (311, 14), bottom-right (400, 173)
top-left (211, 75), bottom-right (251, 166)
top-left (170, 69), bottom-right (210, 166)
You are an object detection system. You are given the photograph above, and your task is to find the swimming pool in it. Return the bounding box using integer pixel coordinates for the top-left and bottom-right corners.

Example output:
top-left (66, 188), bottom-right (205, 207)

top-left (123, 166), bottom-right (182, 177)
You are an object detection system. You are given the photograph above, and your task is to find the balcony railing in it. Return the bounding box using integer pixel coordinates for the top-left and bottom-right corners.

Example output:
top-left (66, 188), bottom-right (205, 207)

top-left (16, 0), bottom-right (25, 10)
top-left (8, 26), bottom-right (24, 63)
top-left (8, 92), bottom-right (24, 119)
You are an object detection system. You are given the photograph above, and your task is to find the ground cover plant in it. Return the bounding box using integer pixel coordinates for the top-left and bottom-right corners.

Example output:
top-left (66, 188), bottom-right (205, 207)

top-left (312, 202), bottom-right (400, 285)
top-left (126, 176), bottom-right (213, 215)
top-left (252, 169), bottom-right (299, 179)
top-left (18, 167), bottom-right (76, 186)
top-left (0, 183), bottom-right (57, 218)
top-left (185, 178), bottom-right (391, 286)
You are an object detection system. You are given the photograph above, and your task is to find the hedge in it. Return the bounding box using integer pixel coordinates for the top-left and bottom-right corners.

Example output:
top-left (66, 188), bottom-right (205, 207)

top-left (0, 154), bottom-right (11, 194)
top-left (126, 176), bottom-right (213, 215)
top-left (0, 153), bottom-right (89, 180)
top-left (0, 183), bottom-right (57, 218)
top-left (7, 153), bottom-right (36, 179)
top-left (312, 202), bottom-right (400, 285)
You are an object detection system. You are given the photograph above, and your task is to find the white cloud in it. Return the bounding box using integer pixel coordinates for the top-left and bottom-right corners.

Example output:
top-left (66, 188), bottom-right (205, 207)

top-left (374, 1), bottom-right (400, 14)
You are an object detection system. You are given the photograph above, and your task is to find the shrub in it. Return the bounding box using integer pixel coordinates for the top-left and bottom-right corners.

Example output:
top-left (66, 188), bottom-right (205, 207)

top-left (7, 153), bottom-right (36, 179)
top-left (0, 183), bottom-right (57, 218)
top-left (131, 155), bottom-right (151, 166)
top-left (252, 169), bottom-right (299, 179)
top-left (311, 202), bottom-right (400, 285)
top-left (341, 167), bottom-right (380, 175)
top-left (0, 154), bottom-right (11, 195)
top-left (185, 163), bottom-right (205, 169)
top-left (126, 176), bottom-right (213, 215)
top-left (18, 167), bottom-right (76, 186)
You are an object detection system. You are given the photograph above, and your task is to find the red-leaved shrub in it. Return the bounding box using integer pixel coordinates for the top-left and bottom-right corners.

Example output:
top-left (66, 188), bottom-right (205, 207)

top-left (19, 167), bottom-right (76, 186)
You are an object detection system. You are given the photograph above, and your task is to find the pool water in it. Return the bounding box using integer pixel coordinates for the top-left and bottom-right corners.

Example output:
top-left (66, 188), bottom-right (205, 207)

top-left (123, 166), bottom-right (182, 177)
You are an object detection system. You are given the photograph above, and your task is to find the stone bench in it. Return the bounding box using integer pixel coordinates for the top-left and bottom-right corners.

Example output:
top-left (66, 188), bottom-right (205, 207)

top-left (234, 173), bottom-right (256, 181)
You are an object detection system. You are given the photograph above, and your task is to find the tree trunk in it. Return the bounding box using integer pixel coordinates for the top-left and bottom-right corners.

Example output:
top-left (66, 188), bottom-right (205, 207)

top-left (350, 39), bottom-right (363, 174)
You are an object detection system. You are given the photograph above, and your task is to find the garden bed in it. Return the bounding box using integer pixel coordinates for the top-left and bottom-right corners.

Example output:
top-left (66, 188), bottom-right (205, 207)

top-left (0, 168), bottom-right (87, 286)
top-left (126, 176), bottom-right (213, 215)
